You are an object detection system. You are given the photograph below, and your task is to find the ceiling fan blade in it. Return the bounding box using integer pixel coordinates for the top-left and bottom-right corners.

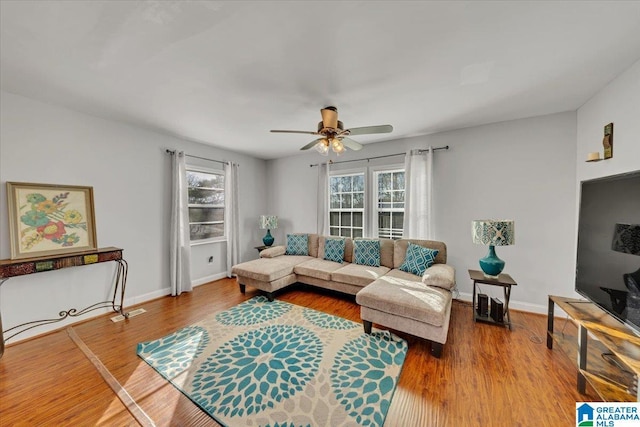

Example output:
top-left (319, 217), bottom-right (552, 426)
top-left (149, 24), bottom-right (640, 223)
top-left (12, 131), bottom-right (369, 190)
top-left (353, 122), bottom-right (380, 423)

top-left (271, 129), bottom-right (320, 135)
top-left (340, 137), bottom-right (363, 151)
top-left (300, 138), bottom-right (325, 151)
top-left (346, 124), bottom-right (393, 136)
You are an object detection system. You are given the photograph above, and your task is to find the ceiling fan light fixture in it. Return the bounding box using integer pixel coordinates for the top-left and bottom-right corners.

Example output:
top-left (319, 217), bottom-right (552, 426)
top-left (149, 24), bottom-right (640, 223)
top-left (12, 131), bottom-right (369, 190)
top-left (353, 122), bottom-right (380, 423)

top-left (315, 139), bottom-right (329, 155)
top-left (331, 138), bottom-right (345, 155)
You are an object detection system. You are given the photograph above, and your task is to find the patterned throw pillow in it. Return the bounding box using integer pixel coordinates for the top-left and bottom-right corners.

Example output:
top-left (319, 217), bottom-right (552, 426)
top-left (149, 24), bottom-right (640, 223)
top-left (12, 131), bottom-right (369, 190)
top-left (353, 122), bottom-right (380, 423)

top-left (285, 234), bottom-right (309, 255)
top-left (354, 239), bottom-right (381, 267)
top-left (399, 243), bottom-right (439, 276)
top-left (324, 238), bottom-right (345, 263)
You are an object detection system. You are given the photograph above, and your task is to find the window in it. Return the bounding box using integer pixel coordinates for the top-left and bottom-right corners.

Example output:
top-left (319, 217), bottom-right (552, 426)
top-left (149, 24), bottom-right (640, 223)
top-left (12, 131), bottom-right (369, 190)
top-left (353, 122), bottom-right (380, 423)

top-left (186, 168), bottom-right (225, 241)
top-left (375, 169), bottom-right (405, 239)
top-left (329, 173), bottom-right (364, 238)
top-left (328, 167), bottom-right (406, 239)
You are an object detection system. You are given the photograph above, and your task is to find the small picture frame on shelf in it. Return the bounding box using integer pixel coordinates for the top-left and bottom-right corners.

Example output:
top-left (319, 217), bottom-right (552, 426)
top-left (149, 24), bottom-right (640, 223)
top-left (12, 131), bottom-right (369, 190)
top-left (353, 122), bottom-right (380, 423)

top-left (6, 182), bottom-right (98, 259)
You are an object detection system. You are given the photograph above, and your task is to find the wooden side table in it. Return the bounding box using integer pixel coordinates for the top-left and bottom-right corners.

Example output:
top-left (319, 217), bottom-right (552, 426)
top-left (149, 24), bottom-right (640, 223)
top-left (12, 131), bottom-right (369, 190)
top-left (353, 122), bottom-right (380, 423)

top-left (254, 245), bottom-right (269, 255)
top-left (469, 269), bottom-right (517, 329)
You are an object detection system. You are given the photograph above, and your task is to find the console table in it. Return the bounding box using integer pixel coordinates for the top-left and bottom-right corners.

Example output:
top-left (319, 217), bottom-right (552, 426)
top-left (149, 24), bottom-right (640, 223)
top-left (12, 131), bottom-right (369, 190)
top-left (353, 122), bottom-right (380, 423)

top-left (0, 247), bottom-right (128, 358)
top-left (547, 295), bottom-right (639, 401)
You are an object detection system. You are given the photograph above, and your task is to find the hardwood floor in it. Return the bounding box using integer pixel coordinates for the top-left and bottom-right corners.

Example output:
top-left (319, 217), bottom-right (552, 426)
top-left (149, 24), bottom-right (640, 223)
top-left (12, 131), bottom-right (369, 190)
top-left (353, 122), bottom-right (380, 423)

top-left (0, 278), bottom-right (598, 426)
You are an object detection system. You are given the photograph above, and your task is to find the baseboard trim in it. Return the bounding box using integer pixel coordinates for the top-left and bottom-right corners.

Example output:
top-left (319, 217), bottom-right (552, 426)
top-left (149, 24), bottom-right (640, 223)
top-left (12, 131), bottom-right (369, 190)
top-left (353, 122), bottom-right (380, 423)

top-left (192, 272), bottom-right (229, 287)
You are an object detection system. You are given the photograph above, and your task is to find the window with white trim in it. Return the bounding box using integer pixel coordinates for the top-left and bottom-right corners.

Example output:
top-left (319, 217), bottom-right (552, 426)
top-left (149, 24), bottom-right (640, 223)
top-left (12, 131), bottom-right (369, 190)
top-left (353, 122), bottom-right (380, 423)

top-left (186, 168), bottom-right (225, 241)
top-left (329, 173), bottom-right (365, 238)
top-left (375, 169), bottom-right (405, 239)
top-left (328, 166), bottom-right (406, 239)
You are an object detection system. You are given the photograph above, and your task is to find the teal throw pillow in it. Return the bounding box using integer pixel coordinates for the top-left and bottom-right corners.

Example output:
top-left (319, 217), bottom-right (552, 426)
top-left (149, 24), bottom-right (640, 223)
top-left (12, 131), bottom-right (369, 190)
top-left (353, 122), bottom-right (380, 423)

top-left (354, 239), bottom-right (381, 267)
top-left (324, 238), bottom-right (345, 263)
top-left (285, 234), bottom-right (309, 255)
top-left (399, 243), bottom-right (439, 276)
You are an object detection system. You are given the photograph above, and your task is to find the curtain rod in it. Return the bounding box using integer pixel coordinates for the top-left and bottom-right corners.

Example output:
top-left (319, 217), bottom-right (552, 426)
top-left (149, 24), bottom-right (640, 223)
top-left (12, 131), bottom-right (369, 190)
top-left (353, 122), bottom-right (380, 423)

top-left (165, 149), bottom-right (230, 166)
top-left (309, 145), bottom-right (449, 167)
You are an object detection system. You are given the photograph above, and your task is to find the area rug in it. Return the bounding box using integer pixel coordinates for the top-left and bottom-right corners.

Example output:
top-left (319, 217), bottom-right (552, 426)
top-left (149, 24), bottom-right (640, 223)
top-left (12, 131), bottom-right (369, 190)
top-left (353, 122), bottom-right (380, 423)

top-left (136, 296), bottom-right (407, 427)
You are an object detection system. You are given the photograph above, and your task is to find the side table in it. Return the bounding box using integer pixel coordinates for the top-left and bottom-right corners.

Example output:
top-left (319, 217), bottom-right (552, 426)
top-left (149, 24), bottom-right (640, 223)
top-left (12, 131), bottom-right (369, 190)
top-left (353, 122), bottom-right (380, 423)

top-left (469, 269), bottom-right (517, 329)
top-left (254, 245), bottom-right (269, 255)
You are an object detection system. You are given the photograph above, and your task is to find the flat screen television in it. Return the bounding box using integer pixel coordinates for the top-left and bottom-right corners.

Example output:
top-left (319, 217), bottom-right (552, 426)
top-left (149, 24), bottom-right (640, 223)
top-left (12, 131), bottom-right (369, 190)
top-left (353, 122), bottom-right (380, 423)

top-left (575, 170), bottom-right (640, 333)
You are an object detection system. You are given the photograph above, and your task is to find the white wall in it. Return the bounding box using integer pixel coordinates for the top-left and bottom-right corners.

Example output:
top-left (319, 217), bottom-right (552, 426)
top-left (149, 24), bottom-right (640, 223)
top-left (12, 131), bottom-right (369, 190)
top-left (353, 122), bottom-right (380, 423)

top-left (268, 112), bottom-right (578, 313)
top-left (577, 60), bottom-right (640, 182)
top-left (0, 92), bottom-right (268, 340)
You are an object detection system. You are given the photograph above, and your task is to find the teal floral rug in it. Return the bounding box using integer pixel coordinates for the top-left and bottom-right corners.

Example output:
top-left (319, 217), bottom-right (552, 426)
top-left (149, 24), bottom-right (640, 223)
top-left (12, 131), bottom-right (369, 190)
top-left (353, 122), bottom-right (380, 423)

top-left (136, 296), bottom-right (407, 426)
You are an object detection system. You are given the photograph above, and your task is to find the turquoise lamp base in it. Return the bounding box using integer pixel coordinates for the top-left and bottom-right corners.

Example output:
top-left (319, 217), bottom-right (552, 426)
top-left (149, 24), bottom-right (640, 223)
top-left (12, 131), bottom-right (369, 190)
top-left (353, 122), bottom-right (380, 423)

top-left (262, 229), bottom-right (274, 247)
top-left (479, 245), bottom-right (505, 278)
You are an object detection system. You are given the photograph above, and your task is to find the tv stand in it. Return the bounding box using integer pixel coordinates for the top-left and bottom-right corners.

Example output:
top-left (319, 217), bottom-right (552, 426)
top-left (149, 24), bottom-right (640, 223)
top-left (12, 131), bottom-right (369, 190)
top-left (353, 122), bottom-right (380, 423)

top-left (547, 295), bottom-right (639, 402)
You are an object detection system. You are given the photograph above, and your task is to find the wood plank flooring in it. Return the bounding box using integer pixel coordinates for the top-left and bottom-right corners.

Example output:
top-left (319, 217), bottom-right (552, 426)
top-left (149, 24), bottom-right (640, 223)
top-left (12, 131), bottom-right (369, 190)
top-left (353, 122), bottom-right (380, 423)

top-left (0, 278), bottom-right (599, 426)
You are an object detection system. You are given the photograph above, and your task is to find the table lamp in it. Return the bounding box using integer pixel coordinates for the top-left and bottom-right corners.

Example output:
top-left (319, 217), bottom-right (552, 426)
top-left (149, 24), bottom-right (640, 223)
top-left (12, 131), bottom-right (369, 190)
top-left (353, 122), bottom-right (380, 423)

top-left (472, 219), bottom-right (515, 278)
top-left (259, 215), bottom-right (278, 247)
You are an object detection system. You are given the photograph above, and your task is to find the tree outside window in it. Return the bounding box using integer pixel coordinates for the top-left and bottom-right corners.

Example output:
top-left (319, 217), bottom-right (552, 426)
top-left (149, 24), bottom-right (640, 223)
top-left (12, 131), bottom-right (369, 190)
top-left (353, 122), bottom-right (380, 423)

top-left (187, 169), bottom-right (225, 241)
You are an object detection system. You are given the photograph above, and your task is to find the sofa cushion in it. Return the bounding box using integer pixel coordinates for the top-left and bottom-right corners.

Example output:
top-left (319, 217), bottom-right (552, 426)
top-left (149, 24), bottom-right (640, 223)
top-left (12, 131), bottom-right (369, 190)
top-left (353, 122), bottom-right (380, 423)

top-left (294, 258), bottom-right (347, 281)
top-left (260, 245), bottom-right (286, 258)
top-left (356, 275), bottom-right (451, 328)
top-left (394, 239), bottom-right (447, 268)
top-left (331, 263), bottom-right (390, 287)
top-left (353, 239), bottom-right (381, 267)
top-left (324, 238), bottom-right (345, 263)
top-left (232, 256), bottom-right (311, 282)
top-left (422, 264), bottom-right (456, 290)
top-left (399, 243), bottom-right (439, 276)
top-left (286, 234), bottom-right (309, 255)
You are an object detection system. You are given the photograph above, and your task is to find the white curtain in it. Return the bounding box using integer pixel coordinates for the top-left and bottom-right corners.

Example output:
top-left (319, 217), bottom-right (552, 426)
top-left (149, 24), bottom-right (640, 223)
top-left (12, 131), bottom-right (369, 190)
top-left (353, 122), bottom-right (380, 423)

top-left (403, 147), bottom-right (433, 239)
top-left (225, 161), bottom-right (240, 277)
top-left (317, 162), bottom-right (330, 235)
top-left (170, 151), bottom-right (192, 295)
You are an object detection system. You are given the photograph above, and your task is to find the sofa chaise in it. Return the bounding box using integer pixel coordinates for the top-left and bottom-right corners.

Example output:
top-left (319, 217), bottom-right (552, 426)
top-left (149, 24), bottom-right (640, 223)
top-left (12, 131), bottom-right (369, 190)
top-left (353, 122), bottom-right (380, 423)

top-left (231, 234), bottom-right (456, 357)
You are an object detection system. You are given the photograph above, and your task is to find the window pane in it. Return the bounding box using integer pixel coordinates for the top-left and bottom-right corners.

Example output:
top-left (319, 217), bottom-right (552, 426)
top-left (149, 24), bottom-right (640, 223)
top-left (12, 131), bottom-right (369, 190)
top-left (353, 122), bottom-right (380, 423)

top-left (341, 212), bottom-right (351, 226)
top-left (330, 177), bottom-right (340, 194)
top-left (379, 191), bottom-right (391, 203)
top-left (330, 194), bottom-right (341, 209)
top-left (187, 171), bottom-right (224, 189)
top-left (353, 228), bottom-right (363, 238)
top-left (353, 174), bottom-right (364, 191)
top-left (330, 227), bottom-right (339, 236)
top-left (329, 212), bottom-right (340, 226)
top-left (392, 212), bottom-right (404, 229)
top-left (353, 212), bottom-right (363, 227)
top-left (378, 212), bottom-right (391, 229)
top-left (341, 194), bottom-right (352, 209)
top-left (378, 173), bottom-right (392, 191)
top-left (339, 176), bottom-right (352, 192)
top-left (189, 207), bottom-right (224, 223)
top-left (188, 188), bottom-right (224, 205)
top-left (340, 228), bottom-right (351, 237)
top-left (393, 172), bottom-right (405, 190)
top-left (190, 223), bottom-right (224, 240)
top-left (353, 192), bottom-right (364, 209)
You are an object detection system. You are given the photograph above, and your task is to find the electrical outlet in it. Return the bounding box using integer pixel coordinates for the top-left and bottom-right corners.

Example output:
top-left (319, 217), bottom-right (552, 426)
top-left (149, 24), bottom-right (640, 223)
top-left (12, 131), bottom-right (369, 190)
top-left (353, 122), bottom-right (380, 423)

top-left (208, 256), bottom-right (214, 263)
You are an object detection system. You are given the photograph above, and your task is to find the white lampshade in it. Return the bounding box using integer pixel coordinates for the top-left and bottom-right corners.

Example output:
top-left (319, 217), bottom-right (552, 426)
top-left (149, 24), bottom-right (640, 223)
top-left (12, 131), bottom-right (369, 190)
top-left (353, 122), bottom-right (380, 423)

top-left (472, 220), bottom-right (515, 246)
top-left (259, 215), bottom-right (278, 230)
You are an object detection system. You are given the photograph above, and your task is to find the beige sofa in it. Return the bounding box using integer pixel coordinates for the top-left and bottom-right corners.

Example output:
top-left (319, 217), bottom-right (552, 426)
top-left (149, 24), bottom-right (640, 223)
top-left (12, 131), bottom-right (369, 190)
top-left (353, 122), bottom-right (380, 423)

top-left (231, 234), bottom-right (455, 357)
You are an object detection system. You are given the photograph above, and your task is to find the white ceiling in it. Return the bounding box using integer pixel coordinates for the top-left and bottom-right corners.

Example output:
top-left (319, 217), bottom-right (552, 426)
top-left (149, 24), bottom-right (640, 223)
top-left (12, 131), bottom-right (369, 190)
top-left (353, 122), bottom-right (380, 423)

top-left (2, 1), bottom-right (640, 160)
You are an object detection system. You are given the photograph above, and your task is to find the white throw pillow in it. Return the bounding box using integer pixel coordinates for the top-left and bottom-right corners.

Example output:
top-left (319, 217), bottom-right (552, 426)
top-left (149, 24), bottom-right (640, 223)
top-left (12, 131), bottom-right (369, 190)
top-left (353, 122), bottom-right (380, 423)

top-left (421, 264), bottom-right (455, 290)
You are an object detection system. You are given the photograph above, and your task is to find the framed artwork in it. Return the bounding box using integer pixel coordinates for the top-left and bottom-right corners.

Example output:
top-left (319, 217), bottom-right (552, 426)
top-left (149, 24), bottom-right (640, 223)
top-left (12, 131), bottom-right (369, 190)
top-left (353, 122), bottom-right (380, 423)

top-left (6, 182), bottom-right (97, 259)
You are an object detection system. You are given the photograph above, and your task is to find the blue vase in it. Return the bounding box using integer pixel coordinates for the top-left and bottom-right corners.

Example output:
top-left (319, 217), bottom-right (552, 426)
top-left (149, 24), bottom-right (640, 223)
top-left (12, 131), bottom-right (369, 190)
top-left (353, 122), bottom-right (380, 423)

top-left (479, 245), bottom-right (505, 277)
top-left (263, 229), bottom-right (274, 247)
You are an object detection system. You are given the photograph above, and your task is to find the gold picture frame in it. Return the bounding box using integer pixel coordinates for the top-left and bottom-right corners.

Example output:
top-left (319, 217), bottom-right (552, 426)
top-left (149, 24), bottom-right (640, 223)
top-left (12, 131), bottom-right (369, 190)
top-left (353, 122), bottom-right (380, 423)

top-left (6, 182), bottom-right (97, 259)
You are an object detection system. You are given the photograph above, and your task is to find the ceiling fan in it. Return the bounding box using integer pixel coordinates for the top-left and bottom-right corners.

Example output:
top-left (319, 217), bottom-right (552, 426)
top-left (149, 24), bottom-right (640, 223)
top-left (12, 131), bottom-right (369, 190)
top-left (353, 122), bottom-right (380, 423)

top-left (270, 106), bottom-right (393, 155)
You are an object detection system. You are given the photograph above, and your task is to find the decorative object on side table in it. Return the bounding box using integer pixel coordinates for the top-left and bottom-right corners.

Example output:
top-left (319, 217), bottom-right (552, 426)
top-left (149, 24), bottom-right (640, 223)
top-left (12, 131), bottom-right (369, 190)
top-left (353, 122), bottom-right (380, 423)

top-left (259, 215), bottom-right (278, 247)
top-left (6, 182), bottom-right (97, 259)
top-left (472, 219), bottom-right (514, 278)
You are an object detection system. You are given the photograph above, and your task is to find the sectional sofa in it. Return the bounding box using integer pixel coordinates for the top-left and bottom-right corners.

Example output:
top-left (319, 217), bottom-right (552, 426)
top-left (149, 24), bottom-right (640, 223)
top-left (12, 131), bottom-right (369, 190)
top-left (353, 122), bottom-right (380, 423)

top-left (231, 234), bottom-right (456, 357)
